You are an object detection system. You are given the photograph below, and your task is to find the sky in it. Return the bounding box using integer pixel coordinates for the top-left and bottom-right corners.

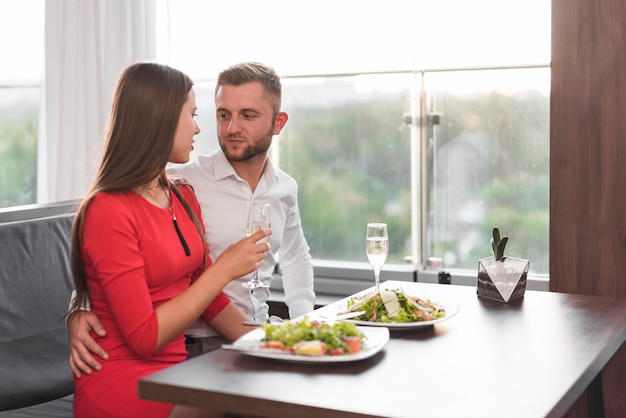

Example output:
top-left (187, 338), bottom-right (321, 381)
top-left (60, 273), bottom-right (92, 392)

top-left (0, 0), bottom-right (45, 82)
top-left (162, 0), bottom-right (550, 80)
top-left (0, 0), bottom-right (550, 83)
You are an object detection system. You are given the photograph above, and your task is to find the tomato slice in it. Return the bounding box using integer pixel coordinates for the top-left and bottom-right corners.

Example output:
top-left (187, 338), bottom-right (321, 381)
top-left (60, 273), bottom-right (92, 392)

top-left (329, 348), bottom-right (345, 356)
top-left (343, 336), bottom-right (361, 354)
top-left (260, 341), bottom-right (287, 350)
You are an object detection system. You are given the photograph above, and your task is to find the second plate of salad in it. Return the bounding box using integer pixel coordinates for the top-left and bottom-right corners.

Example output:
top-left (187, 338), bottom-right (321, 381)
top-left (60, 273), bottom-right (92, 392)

top-left (333, 288), bottom-right (460, 329)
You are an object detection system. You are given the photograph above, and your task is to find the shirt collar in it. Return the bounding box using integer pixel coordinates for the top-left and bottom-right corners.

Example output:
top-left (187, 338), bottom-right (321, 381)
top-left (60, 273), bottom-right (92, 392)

top-left (213, 148), bottom-right (238, 181)
top-left (213, 147), bottom-right (279, 185)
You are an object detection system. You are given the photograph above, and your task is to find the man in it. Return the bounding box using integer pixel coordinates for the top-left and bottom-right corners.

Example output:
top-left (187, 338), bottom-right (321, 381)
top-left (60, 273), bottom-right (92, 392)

top-left (69, 62), bottom-right (315, 375)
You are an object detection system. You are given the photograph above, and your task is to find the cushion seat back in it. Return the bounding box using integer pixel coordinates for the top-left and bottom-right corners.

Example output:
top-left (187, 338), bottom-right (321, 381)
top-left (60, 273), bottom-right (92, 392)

top-left (0, 214), bottom-right (75, 410)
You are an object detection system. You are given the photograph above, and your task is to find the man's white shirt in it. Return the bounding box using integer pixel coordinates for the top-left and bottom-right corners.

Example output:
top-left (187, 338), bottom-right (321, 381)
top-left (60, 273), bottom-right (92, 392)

top-left (168, 149), bottom-right (315, 338)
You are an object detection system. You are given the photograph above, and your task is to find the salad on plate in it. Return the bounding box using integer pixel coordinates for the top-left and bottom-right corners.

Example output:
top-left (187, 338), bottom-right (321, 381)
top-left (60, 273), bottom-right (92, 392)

top-left (345, 288), bottom-right (447, 324)
top-left (260, 316), bottom-right (365, 356)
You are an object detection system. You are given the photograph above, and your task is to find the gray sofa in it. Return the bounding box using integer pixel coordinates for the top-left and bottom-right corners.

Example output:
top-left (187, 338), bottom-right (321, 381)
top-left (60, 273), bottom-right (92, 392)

top-left (0, 204), bottom-right (77, 417)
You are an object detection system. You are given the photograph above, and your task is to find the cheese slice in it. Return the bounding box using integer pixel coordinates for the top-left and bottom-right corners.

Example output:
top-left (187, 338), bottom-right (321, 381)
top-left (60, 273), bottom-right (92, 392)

top-left (381, 290), bottom-right (400, 317)
top-left (292, 340), bottom-right (328, 356)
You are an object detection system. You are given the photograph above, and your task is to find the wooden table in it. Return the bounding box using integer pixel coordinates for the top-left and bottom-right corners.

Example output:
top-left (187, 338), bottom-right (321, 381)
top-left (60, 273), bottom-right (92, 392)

top-left (139, 281), bottom-right (626, 418)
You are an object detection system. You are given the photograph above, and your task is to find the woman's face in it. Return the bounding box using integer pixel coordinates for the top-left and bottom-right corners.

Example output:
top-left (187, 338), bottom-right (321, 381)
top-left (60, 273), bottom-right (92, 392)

top-left (169, 88), bottom-right (200, 164)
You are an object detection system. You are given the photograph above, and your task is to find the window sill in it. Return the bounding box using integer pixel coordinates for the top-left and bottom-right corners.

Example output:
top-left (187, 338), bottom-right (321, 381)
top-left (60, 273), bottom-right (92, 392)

top-left (269, 260), bottom-right (549, 308)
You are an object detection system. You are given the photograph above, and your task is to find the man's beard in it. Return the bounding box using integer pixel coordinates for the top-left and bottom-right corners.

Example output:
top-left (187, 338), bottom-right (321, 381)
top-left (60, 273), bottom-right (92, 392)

top-left (220, 125), bottom-right (274, 162)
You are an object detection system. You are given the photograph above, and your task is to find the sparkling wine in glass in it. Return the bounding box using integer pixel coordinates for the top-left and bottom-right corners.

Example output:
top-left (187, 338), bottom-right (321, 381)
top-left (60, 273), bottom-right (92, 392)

top-left (242, 203), bottom-right (271, 289)
top-left (366, 223), bottom-right (389, 294)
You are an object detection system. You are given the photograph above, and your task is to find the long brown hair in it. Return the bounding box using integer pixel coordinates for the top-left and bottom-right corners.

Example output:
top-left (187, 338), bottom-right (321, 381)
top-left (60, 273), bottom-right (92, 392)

top-left (69, 62), bottom-right (204, 315)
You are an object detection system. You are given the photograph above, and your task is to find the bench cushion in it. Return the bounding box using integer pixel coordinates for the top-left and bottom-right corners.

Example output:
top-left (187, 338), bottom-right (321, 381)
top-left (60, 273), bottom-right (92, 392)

top-left (0, 394), bottom-right (73, 417)
top-left (0, 214), bottom-right (75, 410)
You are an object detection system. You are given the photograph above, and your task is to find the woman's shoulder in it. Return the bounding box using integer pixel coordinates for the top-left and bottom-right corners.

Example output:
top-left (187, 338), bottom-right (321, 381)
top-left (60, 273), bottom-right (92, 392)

top-left (90, 190), bottom-right (138, 208)
top-left (86, 191), bottom-right (143, 222)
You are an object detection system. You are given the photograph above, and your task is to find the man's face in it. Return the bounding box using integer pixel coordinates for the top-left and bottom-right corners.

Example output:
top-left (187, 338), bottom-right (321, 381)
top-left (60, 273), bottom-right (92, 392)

top-left (215, 81), bottom-right (287, 162)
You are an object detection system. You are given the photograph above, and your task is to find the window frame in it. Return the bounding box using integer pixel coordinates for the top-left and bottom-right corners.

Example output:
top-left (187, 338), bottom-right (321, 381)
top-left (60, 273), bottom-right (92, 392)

top-left (0, 0), bottom-right (552, 299)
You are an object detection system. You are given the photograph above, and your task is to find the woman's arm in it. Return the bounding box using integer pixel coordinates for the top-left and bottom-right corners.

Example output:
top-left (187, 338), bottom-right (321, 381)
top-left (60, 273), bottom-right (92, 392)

top-left (208, 302), bottom-right (253, 342)
top-left (153, 230), bottom-right (269, 350)
top-left (83, 193), bottom-right (270, 356)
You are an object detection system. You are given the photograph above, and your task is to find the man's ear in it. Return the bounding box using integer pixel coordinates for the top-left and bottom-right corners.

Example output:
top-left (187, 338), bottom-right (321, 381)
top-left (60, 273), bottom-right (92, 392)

top-left (273, 111), bottom-right (289, 134)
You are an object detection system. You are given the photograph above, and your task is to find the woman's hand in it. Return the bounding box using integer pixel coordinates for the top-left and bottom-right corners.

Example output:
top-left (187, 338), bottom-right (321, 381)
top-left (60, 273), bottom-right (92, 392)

top-left (215, 228), bottom-right (271, 280)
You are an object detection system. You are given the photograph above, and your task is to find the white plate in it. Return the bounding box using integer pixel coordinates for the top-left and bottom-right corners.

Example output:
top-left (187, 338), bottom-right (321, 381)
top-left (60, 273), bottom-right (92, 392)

top-left (342, 304), bottom-right (460, 329)
top-left (222, 326), bottom-right (389, 363)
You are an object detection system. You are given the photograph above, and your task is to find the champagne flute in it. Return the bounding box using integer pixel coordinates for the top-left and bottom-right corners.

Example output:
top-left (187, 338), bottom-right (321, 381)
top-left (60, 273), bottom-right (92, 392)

top-left (366, 223), bottom-right (388, 294)
top-left (242, 203), bottom-right (271, 289)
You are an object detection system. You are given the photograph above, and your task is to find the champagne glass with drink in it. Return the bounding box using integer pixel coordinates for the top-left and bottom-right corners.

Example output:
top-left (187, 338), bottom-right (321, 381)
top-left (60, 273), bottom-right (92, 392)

top-left (242, 203), bottom-right (271, 289)
top-left (366, 223), bottom-right (388, 294)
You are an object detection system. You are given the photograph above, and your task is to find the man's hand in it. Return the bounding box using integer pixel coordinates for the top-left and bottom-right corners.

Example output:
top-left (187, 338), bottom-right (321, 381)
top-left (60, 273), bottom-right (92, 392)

top-left (68, 311), bottom-right (108, 378)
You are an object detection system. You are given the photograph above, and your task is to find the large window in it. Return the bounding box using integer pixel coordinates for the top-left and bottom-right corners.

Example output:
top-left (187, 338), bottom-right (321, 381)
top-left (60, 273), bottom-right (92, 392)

top-left (1, 0), bottom-right (550, 281)
top-left (0, 0), bottom-right (44, 207)
top-left (278, 68), bottom-right (550, 275)
top-left (165, 0), bottom-right (551, 278)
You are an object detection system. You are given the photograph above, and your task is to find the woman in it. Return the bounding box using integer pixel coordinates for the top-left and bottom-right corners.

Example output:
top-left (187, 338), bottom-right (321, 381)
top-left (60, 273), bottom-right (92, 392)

top-left (68, 62), bottom-right (270, 418)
